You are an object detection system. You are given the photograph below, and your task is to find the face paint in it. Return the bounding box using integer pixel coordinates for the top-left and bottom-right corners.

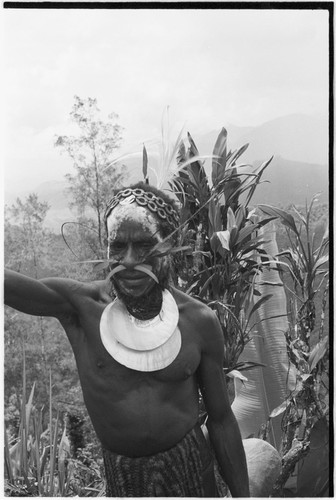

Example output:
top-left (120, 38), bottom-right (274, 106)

top-left (106, 201), bottom-right (170, 301)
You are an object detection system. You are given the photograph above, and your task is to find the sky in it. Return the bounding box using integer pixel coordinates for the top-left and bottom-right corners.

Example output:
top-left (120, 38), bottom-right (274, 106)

top-left (3, 6), bottom-right (330, 194)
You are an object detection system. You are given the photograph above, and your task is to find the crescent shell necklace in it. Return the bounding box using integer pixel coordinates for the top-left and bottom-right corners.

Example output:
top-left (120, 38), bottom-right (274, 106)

top-left (100, 289), bottom-right (181, 372)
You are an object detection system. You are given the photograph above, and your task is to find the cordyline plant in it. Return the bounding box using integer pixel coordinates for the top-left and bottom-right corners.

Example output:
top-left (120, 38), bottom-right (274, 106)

top-left (167, 128), bottom-right (279, 373)
top-left (76, 125), bottom-right (281, 376)
top-left (259, 198), bottom-right (329, 495)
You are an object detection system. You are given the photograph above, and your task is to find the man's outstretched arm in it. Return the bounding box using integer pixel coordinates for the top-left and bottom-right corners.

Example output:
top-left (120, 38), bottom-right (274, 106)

top-left (4, 269), bottom-right (77, 317)
top-left (198, 311), bottom-right (250, 497)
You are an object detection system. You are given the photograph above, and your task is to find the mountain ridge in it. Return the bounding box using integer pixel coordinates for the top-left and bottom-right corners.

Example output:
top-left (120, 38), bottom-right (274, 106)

top-left (5, 113), bottom-right (328, 231)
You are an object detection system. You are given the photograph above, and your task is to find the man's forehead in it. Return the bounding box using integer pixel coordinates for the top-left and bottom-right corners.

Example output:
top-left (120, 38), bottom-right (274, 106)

top-left (106, 202), bottom-right (160, 235)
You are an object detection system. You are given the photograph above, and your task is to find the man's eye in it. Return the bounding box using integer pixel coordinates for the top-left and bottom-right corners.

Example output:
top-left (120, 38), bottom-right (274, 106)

top-left (136, 242), bottom-right (155, 251)
top-left (110, 242), bottom-right (125, 252)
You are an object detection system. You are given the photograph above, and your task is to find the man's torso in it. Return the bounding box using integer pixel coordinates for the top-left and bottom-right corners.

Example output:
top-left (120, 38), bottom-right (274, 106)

top-left (58, 285), bottom-right (206, 457)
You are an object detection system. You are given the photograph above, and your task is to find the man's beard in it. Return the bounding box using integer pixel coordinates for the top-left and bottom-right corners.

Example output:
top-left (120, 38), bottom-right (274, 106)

top-left (111, 261), bottom-right (172, 320)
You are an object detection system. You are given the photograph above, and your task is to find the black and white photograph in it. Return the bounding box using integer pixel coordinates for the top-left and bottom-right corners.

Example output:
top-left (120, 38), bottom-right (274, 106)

top-left (3, 3), bottom-right (331, 497)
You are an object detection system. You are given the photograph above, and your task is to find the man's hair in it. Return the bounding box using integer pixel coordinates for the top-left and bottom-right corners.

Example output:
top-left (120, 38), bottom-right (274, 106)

top-left (104, 182), bottom-right (180, 239)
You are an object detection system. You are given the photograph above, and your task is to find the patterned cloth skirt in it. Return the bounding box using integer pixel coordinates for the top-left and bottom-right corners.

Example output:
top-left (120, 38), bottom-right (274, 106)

top-left (102, 424), bottom-right (215, 497)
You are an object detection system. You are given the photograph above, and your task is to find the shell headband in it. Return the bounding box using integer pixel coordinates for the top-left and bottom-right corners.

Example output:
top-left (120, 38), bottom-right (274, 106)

top-left (104, 188), bottom-right (180, 229)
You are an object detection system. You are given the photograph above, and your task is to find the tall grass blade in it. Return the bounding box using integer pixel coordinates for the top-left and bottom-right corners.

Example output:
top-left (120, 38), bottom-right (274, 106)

top-left (49, 369), bottom-right (54, 496)
top-left (4, 428), bottom-right (14, 483)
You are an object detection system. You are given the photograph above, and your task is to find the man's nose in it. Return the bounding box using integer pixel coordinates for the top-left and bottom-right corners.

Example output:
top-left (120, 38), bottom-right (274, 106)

top-left (120, 245), bottom-right (138, 268)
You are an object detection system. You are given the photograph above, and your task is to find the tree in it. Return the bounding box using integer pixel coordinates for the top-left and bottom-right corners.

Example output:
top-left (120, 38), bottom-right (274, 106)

top-left (55, 96), bottom-right (125, 257)
top-left (5, 193), bottom-right (50, 276)
top-left (4, 195), bottom-right (83, 427)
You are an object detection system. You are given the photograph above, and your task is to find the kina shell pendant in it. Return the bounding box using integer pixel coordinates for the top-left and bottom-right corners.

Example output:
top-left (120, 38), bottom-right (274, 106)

top-left (100, 289), bottom-right (182, 372)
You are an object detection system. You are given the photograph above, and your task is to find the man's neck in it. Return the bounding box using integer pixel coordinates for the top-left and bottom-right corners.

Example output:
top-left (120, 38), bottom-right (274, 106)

top-left (119, 285), bottom-right (164, 321)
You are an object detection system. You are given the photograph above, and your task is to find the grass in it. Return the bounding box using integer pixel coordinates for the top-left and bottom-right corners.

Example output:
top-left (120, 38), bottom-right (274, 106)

top-left (4, 351), bottom-right (104, 497)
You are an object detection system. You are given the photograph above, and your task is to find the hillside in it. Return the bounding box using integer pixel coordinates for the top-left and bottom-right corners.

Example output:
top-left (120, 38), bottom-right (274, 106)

top-left (5, 113), bottom-right (328, 232)
top-left (193, 113), bottom-right (328, 165)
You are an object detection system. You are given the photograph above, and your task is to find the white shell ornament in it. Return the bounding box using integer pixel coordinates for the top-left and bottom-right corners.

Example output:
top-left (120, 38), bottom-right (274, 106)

top-left (100, 290), bottom-right (181, 372)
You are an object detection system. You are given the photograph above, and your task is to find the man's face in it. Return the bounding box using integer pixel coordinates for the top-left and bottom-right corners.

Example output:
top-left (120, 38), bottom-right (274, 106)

top-left (106, 201), bottom-right (168, 298)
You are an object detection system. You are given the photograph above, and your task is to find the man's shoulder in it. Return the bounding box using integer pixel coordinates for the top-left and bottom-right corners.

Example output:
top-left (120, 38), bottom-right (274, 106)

top-left (171, 287), bottom-right (217, 323)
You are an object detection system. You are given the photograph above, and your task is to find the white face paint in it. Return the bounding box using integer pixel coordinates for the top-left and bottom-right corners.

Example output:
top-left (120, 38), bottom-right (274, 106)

top-left (106, 199), bottom-right (168, 298)
top-left (106, 199), bottom-right (161, 255)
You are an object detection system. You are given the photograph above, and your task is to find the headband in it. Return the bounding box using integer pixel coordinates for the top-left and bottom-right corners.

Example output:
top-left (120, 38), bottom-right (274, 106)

top-left (104, 188), bottom-right (180, 229)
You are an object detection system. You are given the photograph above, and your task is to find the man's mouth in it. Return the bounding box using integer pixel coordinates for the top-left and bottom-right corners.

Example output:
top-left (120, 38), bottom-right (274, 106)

top-left (107, 264), bottom-right (159, 284)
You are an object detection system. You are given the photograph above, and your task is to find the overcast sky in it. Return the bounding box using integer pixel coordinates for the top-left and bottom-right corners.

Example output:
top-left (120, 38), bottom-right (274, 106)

top-left (3, 6), bottom-right (329, 194)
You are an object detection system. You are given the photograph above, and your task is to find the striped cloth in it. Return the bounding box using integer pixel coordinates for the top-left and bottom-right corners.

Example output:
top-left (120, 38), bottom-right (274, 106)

top-left (102, 425), bottom-right (210, 497)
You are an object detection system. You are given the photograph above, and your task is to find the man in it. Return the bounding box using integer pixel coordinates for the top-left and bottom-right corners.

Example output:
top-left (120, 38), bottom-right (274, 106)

top-left (5, 182), bottom-right (250, 497)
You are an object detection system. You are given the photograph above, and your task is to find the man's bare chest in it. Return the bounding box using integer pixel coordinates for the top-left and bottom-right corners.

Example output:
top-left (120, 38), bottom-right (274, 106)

top-left (61, 298), bottom-right (202, 385)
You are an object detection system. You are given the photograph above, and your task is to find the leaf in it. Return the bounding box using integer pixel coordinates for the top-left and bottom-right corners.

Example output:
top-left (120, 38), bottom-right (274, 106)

top-left (312, 254), bottom-right (329, 274)
top-left (227, 143), bottom-right (249, 167)
top-left (226, 206), bottom-right (236, 230)
top-left (227, 369), bottom-right (248, 382)
top-left (258, 204), bottom-right (299, 235)
top-left (142, 144), bottom-right (148, 182)
top-left (308, 336), bottom-right (328, 372)
top-left (216, 230), bottom-right (231, 251)
top-left (236, 223), bottom-right (257, 245)
top-left (244, 157), bottom-right (273, 207)
top-left (234, 361), bottom-right (267, 372)
top-left (247, 294), bottom-right (273, 322)
top-left (212, 127), bottom-right (227, 186)
top-left (208, 198), bottom-right (222, 235)
top-left (269, 400), bottom-right (289, 419)
top-left (231, 225), bottom-right (296, 450)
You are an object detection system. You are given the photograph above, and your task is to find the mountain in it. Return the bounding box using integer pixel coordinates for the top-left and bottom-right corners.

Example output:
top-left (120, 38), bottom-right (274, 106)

top-left (5, 113), bottom-right (329, 231)
top-left (193, 113), bottom-right (328, 166)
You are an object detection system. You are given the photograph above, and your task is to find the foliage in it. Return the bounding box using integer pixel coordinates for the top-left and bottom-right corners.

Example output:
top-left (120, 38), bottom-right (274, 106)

top-left (4, 358), bottom-right (105, 497)
top-left (4, 193), bottom-right (101, 490)
top-left (231, 226), bottom-right (296, 450)
top-left (258, 197), bottom-right (329, 496)
top-left (55, 96), bottom-right (125, 256)
top-left (5, 194), bottom-right (50, 275)
top-left (4, 106), bottom-right (330, 497)
top-left (169, 128), bottom-right (277, 372)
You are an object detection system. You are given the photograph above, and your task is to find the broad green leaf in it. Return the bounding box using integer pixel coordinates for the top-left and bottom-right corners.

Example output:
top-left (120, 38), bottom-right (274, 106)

top-left (216, 230), bottom-right (231, 251)
top-left (235, 205), bottom-right (247, 230)
top-left (226, 206), bottom-right (236, 230)
top-left (208, 198), bottom-right (222, 235)
top-left (212, 128), bottom-right (227, 186)
top-left (236, 223), bottom-right (257, 245)
top-left (258, 204), bottom-right (299, 235)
